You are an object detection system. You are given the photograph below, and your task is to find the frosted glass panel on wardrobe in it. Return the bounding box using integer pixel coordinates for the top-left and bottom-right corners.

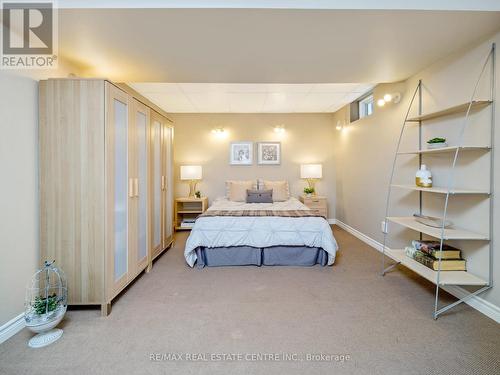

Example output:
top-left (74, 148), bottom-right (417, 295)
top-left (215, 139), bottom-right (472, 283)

top-left (165, 127), bottom-right (173, 239)
top-left (152, 120), bottom-right (161, 248)
top-left (137, 111), bottom-right (148, 261)
top-left (113, 99), bottom-right (128, 281)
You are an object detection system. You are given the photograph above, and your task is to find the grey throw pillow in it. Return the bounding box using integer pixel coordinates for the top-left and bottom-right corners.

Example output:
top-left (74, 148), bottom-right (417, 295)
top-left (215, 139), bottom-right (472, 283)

top-left (246, 189), bottom-right (273, 203)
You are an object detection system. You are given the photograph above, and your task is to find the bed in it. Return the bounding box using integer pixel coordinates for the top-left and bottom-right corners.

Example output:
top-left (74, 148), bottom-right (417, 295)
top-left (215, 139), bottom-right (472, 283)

top-left (184, 197), bottom-right (338, 268)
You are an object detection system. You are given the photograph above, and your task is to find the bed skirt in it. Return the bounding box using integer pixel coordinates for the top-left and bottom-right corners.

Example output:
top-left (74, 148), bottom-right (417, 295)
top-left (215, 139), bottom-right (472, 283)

top-left (194, 246), bottom-right (329, 268)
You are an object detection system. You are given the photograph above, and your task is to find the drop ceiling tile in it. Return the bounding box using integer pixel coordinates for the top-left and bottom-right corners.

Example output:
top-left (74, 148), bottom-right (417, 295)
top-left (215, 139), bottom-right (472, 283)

top-left (262, 92), bottom-right (309, 112)
top-left (223, 84), bottom-right (270, 93)
top-left (187, 92), bottom-right (230, 112)
top-left (353, 83), bottom-right (375, 93)
top-left (228, 93), bottom-right (267, 112)
top-left (177, 83), bottom-right (226, 93)
top-left (129, 82), bottom-right (375, 113)
top-left (295, 92), bottom-right (347, 112)
top-left (266, 84), bottom-right (313, 93)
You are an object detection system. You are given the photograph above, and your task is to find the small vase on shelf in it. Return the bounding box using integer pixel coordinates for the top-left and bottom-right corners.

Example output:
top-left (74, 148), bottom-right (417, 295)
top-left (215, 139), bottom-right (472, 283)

top-left (416, 165), bottom-right (433, 188)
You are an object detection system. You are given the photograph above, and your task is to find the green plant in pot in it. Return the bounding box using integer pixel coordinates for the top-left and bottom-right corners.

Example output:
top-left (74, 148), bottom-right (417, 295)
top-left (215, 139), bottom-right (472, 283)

top-left (427, 137), bottom-right (447, 149)
top-left (33, 294), bottom-right (59, 315)
top-left (304, 187), bottom-right (315, 196)
top-left (195, 191), bottom-right (201, 198)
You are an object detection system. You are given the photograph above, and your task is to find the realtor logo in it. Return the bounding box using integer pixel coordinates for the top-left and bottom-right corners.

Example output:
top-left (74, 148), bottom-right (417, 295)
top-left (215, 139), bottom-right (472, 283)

top-left (1, 1), bottom-right (58, 68)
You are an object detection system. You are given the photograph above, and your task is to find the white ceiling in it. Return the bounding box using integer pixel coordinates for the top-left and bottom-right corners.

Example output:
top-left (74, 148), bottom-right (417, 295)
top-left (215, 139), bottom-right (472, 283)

top-left (129, 83), bottom-right (374, 113)
top-left (54, 7), bottom-right (500, 113)
top-left (59, 9), bottom-right (500, 83)
top-left (57, 0), bottom-right (500, 11)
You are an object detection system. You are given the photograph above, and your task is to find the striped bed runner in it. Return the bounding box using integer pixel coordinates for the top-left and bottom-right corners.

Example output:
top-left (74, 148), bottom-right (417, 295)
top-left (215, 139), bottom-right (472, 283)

top-left (199, 209), bottom-right (326, 219)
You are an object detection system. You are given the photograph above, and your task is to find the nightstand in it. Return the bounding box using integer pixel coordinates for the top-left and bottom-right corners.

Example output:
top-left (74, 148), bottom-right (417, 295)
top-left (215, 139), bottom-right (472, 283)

top-left (299, 195), bottom-right (328, 218)
top-left (175, 197), bottom-right (208, 231)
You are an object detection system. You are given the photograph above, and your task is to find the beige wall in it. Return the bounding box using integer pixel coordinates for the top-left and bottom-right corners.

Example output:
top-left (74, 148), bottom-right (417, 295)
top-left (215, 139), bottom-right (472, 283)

top-left (0, 72), bottom-right (39, 326)
top-left (0, 60), bottom-right (81, 327)
top-left (2, 33), bottom-right (499, 328)
top-left (333, 30), bottom-right (500, 308)
top-left (172, 113), bottom-right (336, 219)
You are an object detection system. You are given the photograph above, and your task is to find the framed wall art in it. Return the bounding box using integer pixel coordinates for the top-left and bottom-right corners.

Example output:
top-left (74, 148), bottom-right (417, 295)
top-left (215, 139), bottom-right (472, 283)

top-left (257, 142), bottom-right (281, 165)
top-left (229, 141), bottom-right (253, 165)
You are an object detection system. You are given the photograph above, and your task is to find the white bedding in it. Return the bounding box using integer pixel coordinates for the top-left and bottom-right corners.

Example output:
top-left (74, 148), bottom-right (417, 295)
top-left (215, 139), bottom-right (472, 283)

top-left (184, 197), bottom-right (338, 267)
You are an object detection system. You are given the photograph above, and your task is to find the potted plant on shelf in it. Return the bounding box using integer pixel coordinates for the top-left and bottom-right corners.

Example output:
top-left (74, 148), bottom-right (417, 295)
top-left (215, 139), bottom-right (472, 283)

top-left (303, 187), bottom-right (315, 197)
top-left (427, 137), bottom-right (447, 149)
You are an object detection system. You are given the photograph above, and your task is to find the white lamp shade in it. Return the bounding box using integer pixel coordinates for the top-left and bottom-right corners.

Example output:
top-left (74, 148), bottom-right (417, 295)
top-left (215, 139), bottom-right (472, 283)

top-left (300, 164), bottom-right (322, 179)
top-left (180, 165), bottom-right (202, 180)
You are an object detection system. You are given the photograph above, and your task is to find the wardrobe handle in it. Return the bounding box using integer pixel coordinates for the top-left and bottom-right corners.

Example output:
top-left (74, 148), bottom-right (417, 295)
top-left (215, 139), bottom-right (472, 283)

top-left (129, 178), bottom-right (134, 198)
top-left (161, 176), bottom-right (165, 191)
top-left (134, 178), bottom-right (139, 197)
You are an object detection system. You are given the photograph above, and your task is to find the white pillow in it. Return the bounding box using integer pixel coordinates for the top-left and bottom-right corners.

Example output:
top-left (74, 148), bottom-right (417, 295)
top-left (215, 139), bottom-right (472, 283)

top-left (227, 180), bottom-right (255, 202)
top-left (225, 180), bottom-right (257, 197)
top-left (256, 178), bottom-right (265, 190)
top-left (263, 180), bottom-right (289, 202)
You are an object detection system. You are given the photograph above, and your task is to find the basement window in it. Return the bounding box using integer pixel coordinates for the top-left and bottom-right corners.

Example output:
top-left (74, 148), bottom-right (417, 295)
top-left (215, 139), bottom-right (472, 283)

top-left (349, 92), bottom-right (374, 122)
top-left (358, 94), bottom-right (374, 119)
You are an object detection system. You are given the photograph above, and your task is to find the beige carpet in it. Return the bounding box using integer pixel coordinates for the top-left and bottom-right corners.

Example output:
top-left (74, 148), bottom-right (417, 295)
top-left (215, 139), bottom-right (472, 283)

top-left (1, 227), bottom-right (499, 375)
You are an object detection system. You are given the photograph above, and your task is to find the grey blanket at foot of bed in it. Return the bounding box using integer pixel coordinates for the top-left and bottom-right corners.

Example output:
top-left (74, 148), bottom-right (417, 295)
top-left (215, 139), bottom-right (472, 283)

top-left (194, 246), bottom-right (329, 268)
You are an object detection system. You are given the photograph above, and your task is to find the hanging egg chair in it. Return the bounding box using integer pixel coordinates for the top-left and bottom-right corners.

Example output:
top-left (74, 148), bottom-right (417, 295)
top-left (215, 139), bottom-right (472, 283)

top-left (25, 260), bottom-right (67, 348)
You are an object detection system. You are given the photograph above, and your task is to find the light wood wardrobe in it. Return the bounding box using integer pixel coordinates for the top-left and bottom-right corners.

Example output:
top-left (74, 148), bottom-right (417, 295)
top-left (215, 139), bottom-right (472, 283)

top-left (39, 79), bottom-right (174, 315)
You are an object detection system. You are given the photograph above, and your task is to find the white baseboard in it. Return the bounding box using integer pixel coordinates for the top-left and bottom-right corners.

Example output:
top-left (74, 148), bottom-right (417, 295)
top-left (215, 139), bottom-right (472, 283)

top-left (0, 313), bottom-right (25, 344)
top-left (334, 219), bottom-right (500, 323)
top-left (335, 220), bottom-right (385, 251)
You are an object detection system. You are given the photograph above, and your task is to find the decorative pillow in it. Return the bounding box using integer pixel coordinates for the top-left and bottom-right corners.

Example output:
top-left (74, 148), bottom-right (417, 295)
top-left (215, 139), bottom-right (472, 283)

top-left (256, 178), bottom-right (265, 190)
top-left (228, 180), bottom-right (254, 202)
top-left (225, 180), bottom-right (257, 197)
top-left (246, 189), bottom-right (273, 203)
top-left (263, 180), bottom-right (289, 202)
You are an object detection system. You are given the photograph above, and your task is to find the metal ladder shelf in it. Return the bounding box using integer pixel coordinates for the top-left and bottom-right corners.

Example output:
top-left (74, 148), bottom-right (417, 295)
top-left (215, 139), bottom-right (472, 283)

top-left (381, 43), bottom-right (495, 319)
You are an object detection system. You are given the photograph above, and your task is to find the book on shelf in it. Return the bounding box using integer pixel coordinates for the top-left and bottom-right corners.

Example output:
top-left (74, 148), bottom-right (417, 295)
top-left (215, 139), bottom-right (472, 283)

top-left (411, 240), bottom-right (461, 260)
top-left (405, 247), bottom-right (466, 271)
top-left (180, 220), bottom-right (195, 228)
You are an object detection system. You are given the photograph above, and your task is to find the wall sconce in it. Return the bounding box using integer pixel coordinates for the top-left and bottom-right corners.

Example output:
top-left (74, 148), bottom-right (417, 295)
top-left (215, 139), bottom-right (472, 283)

top-left (211, 127), bottom-right (227, 138)
top-left (273, 125), bottom-right (286, 134)
top-left (377, 92), bottom-right (401, 107)
top-left (336, 120), bottom-right (347, 131)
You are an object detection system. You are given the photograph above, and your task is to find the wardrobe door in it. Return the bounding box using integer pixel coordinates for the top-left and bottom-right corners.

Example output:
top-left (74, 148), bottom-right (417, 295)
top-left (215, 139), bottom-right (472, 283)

top-left (162, 123), bottom-right (174, 248)
top-left (106, 83), bottom-right (130, 297)
top-left (150, 112), bottom-right (163, 260)
top-left (131, 99), bottom-right (150, 276)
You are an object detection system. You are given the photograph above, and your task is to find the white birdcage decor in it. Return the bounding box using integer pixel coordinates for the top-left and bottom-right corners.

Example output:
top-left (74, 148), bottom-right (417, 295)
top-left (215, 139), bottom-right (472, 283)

top-left (25, 260), bottom-right (67, 348)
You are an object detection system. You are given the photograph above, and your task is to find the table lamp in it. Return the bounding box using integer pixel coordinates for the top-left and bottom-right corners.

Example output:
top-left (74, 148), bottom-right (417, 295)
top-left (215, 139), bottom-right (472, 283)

top-left (180, 165), bottom-right (202, 197)
top-left (300, 164), bottom-right (322, 194)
